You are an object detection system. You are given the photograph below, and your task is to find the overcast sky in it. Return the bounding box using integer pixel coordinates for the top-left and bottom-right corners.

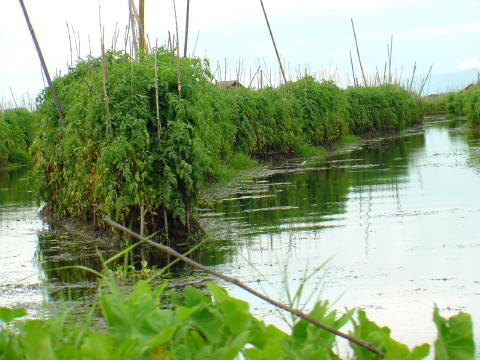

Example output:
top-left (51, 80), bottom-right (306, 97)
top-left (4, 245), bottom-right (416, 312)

top-left (2, 0), bottom-right (480, 107)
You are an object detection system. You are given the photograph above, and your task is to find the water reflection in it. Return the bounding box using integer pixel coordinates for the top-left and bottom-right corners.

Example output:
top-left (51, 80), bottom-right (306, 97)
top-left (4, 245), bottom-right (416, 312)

top-left (199, 119), bottom-right (480, 351)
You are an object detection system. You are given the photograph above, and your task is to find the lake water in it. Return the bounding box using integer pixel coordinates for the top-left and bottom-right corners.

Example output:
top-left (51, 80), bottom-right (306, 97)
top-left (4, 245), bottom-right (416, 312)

top-left (198, 117), bottom-right (480, 351)
top-left (1, 117), bottom-right (479, 353)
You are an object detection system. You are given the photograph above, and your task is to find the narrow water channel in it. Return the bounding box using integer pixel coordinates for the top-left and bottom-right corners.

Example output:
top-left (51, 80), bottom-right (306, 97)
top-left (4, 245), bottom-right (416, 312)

top-left (199, 117), bottom-right (480, 350)
top-left (1, 117), bottom-right (479, 352)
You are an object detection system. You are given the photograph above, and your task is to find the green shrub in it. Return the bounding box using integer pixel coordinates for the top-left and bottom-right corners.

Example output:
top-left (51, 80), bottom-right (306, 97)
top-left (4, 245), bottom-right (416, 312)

top-left (0, 279), bottom-right (475, 359)
top-left (0, 108), bottom-right (37, 166)
top-left (345, 84), bottom-right (421, 135)
top-left (33, 49), bottom-right (422, 239)
top-left (442, 85), bottom-right (480, 127)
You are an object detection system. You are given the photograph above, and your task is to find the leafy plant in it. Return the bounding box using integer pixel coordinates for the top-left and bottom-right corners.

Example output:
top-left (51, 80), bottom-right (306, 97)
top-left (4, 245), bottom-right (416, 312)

top-left (0, 280), bottom-right (476, 359)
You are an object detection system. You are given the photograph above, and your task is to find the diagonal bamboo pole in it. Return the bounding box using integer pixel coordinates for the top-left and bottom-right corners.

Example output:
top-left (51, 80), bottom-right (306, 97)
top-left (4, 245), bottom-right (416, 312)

top-left (259, 0), bottom-right (287, 85)
top-left (183, 0), bottom-right (191, 57)
top-left (350, 18), bottom-right (367, 87)
top-left (19, 0), bottom-right (64, 122)
top-left (104, 217), bottom-right (385, 358)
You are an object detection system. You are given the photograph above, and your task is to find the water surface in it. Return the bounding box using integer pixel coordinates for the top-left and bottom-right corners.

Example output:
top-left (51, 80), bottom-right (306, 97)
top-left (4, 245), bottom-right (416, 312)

top-left (199, 118), bottom-right (480, 350)
top-left (1, 118), bottom-right (479, 353)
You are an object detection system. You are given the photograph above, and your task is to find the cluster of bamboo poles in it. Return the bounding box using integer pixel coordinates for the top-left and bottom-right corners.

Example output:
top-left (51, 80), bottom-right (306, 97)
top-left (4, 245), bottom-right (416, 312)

top-left (349, 18), bottom-right (433, 96)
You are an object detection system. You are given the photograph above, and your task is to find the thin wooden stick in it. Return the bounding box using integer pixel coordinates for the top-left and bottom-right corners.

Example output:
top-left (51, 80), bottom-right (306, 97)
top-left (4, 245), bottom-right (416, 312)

top-left (191, 31), bottom-right (200, 58)
top-left (350, 18), bottom-right (367, 87)
top-left (9, 87), bottom-right (18, 108)
top-left (259, 0), bottom-right (287, 85)
top-left (408, 61), bottom-right (416, 93)
top-left (388, 35), bottom-right (393, 84)
top-left (19, 0), bottom-right (64, 121)
top-left (172, 0), bottom-right (182, 99)
top-left (99, 9), bottom-right (111, 136)
top-left (418, 64), bottom-right (433, 97)
top-left (104, 217), bottom-right (385, 358)
top-left (154, 46), bottom-right (161, 137)
top-left (349, 50), bottom-right (358, 87)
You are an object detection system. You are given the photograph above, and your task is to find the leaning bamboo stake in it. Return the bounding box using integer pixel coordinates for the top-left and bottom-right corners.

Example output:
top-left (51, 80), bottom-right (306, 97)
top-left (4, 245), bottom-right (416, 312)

top-left (19, 0), bottom-right (64, 122)
top-left (183, 0), bottom-right (191, 57)
top-left (172, 0), bottom-right (182, 99)
top-left (418, 64), bottom-right (433, 98)
top-left (128, 0), bottom-right (139, 58)
top-left (104, 217), bottom-right (385, 358)
top-left (349, 50), bottom-right (358, 87)
top-left (140, 200), bottom-right (145, 262)
top-left (388, 35), bottom-right (393, 84)
top-left (408, 61), bottom-right (416, 93)
top-left (259, 0), bottom-right (287, 85)
top-left (350, 18), bottom-right (367, 87)
top-left (139, 0), bottom-right (146, 52)
top-left (154, 48), bottom-right (161, 137)
top-left (99, 10), bottom-right (112, 137)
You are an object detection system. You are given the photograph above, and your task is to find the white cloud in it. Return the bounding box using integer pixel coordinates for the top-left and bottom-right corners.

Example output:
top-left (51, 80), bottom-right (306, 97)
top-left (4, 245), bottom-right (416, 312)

top-left (459, 58), bottom-right (480, 70)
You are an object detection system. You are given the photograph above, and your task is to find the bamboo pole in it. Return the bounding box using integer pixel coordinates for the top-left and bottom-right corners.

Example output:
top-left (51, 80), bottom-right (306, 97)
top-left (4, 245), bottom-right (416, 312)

top-left (388, 35), bottom-right (393, 84)
top-left (418, 64), bottom-right (433, 98)
top-left (259, 0), bottom-right (287, 85)
top-left (128, 0), bottom-right (139, 58)
top-left (349, 50), bottom-right (358, 87)
top-left (154, 48), bottom-right (161, 137)
top-left (104, 217), bottom-right (385, 358)
top-left (172, 0), bottom-right (182, 99)
top-left (139, 0), bottom-right (146, 52)
top-left (184, 0), bottom-right (191, 57)
top-left (408, 61), bottom-right (416, 93)
top-left (350, 18), bottom-right (367, 87)
top-left (19, 0), bottom-right (64, 121)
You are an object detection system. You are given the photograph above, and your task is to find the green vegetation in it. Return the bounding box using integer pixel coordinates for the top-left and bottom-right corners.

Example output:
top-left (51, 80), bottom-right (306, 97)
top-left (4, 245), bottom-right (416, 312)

top-left (0, 279), bottom-right (475, 359)
top-left (33, 48), bottom-right (422, 240)
top-left (0, 108), bottom-right (37, 166)
top-left (421, 85), bottom-right (480, 127)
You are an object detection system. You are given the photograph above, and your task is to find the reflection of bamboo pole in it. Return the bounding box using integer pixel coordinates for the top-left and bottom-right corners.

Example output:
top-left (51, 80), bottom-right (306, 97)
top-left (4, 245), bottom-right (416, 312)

top-left (105, 217), bottom-right (385, 359)
top-left (259, 0), bottom-right (287, 85)
top-left (183, 0), bottom-right (190, 57)
top-left (19, 0), bottom-right (64, 121)
top-left (350, 18), bottom-right (367, 87)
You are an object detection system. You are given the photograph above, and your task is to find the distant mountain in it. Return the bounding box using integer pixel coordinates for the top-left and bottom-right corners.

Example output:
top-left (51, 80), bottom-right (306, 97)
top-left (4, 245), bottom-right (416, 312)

top-left (414, 68), bottom-right (480, 95)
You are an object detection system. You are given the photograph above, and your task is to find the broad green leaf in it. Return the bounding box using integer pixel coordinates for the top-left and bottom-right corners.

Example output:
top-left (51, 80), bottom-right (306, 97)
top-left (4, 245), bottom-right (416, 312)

top-left (189, 307), bottom-right (223, 343)
top-left (145, 325), bottom-right (179, 347)
top-left (0, 307), bottom-right (27, 324)
top-left (433, 306), bottom-right (474, 360)
top-left (20, 321), bottom-right (56, 360)
top-left (81, 332), bottom-right (113, 360)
